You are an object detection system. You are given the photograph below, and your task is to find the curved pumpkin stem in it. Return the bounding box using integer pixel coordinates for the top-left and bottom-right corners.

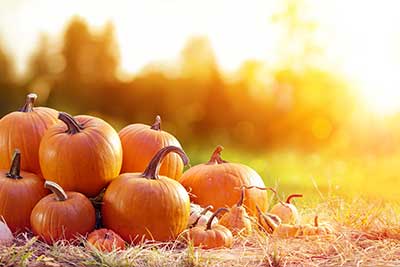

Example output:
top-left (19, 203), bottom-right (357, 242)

top-left (206, 207), bottom-right (229, 230)
top-left (45, 181), bottom-right (68, 201)
top-left (150, 115), bottom-right (161, 130)
top-left (207, 145), bottom-right (228, 165)
top-left (6, 149), bottom-right (22, 179)
top-left (314, 216), bottom-right (319, 227)
top-left (142, 146), bottom-right (189, 179)
top-left (237, 188), bottom-right (245, 207)
top-left (19, 93), bottom-right (37, 112)
top-left (58, 112), bottom-right (83, 134)
top-left (286, 194), bottom-right (303, 204)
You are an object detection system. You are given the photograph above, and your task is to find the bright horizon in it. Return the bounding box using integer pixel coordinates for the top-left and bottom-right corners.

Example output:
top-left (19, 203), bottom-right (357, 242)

top-left (1, 0), bottom-right (400, 114)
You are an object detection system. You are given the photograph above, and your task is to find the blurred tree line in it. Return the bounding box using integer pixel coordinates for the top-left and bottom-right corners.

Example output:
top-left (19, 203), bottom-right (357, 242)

top-left (1, 0), bottom-right (393, 153)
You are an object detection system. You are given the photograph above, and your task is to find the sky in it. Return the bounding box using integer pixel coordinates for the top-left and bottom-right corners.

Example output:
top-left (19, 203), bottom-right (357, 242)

top-left (1, 0), bottom-right (400, 114)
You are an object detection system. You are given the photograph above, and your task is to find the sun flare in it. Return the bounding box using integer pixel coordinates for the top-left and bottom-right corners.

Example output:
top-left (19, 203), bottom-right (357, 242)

top-left (1, 0), bottom-right (400, 114)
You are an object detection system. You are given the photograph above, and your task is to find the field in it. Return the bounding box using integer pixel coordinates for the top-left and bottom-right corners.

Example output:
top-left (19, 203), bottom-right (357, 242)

top-left (2, 148), bottom-right (400, 267)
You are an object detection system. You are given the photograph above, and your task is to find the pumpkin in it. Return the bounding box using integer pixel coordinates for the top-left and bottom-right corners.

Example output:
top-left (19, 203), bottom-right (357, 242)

top-left (0, 149), bottom-right (48, 233)
top-left (300, 216), bottom-right (333, 236)
top-left (0, 218), bottom-right (13, 246)
top-left (119, 115), bottom-right (184, 180)
top-left (39, 112), bottom-right (123, 197)
top-left (256, 205), bottom-right (282, 234)
top-left (102, 146), bottom-right (190, 243)
top-left (218, 187), bottom-right (252, 236)
top-left (0, 93), bottom-right (58, 175)
top-left (179, 145), bottom-right (268, 216)
top-left (270, 194), bottom-right (302, 224)
top-left (87, 229), bottom-right (125, 252)
top-left (30, 181), bottom-right (95, 243)
top-left (188, 204), bottom-right (215, 228)
top-left (184, 207), bottom-right (233, 249)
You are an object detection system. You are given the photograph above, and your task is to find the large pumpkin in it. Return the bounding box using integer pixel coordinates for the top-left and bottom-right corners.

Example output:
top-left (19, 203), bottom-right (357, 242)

top-left (39, 112), bottom-right (122, 197)
top-left (0, 93), bottom-right (58, 175)
top-left (119, 115), bottom-right (184, 180)
top-left (30, 181), bottom-right (95, 243)
top-left (179, 145), bottom-right (268, 216)
top-left (102, 146), bottom-right (190, 243)
top-left (0, 150), bottom-right (48, 233)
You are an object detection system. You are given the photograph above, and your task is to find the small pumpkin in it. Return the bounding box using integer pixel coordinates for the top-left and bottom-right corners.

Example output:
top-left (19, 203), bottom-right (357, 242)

top-left (0, 93), bottom-right (58, 175)
top-left (0, 150), bottom-right (48, 233)
top-left (184, 208), bottom-right (233, 249)
top-left (179, 145), bottom-right (268, 216)
top-left (119, 115), bottom-right (184, 180)
top-left (188, 204), bottom-right (215, 228)
top-left (39, 112), bottom-right (123, 197)
top-left (300, 216), bottom-right (333, 236)
top-left (102, 146), bottom-right (190, 243)
top-left (0, 218), bottom-right (13, 246)
top-left (270, 194), bottom-right (302, 224)
top-left (87, 229), bottom-right (125, 252)
top-left (218, 187), bottom-right (252, 236)
top-left (257, 205), bottom-right (301, 238)
top-left (30, 181), bottom-right (95, 243)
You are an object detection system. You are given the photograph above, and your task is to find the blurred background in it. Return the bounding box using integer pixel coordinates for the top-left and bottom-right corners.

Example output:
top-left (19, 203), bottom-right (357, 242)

top-left (1, 0), bottom-right (400, 200)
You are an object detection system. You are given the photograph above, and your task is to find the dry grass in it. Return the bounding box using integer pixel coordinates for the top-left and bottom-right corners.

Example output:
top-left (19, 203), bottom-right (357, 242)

top-left (1, 196), bottom-right (400, 267)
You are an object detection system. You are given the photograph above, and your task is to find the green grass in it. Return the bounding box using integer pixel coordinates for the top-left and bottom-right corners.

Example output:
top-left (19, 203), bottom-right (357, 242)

top-left (185, 146), bottom-right (400, 202)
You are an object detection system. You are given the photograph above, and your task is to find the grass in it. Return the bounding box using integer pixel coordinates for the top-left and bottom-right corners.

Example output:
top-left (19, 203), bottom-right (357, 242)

top-left (2, 195), bottom-right (400, 266)
top-left (2, 148), bottom-right (400, 266)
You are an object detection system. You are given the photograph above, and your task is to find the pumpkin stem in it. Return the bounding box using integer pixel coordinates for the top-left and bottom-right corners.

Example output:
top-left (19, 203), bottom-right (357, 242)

top-left (237, 188), bottom-right (245, 207)
top-left (314, 216), bottom-right (319, 227)
top-left (150, 115), bottom-right (161, 130)
top-left (207, 145), bottom-right (228, 165)
top-left (6, 149), bottom-right (22, 179)
top-left (58, 112), bottom-right (83, 134)
top-left (142, 146), bottom-right (189, 179)
top-left (206, 207), bottom-right (229, 230)
top-left (45, 181), bottom-right (68, 201)
top-left (19, 93), bottom-right (37, 112)
top-left (286, 194), bottom-right (303, 204)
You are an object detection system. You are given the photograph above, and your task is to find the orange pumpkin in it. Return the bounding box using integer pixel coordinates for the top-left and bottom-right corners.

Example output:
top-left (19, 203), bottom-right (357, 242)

top-left (87, 229), bottom-right (125, 252)
top-left (0, 150), bottom-right (48, 233)
top-left (102, 146), bottom-right (190, 243)
top-left (270, 194), bottom-right (302, 224)
top-left (0, 93), bottom-right (58, 175)
top-left (300, 216), bottom-right (333, 236)
top-left (219, 188), bottom-right (252, 236)
top-left (39, 112), bottom-right (123, 197)
top-left (179, 145), bottom-right (268, 216)
top-left (119, 115), bottom-right (184, 180)
top-left (30, 181), bottom-right (95, 243)
top-left (184, 208), bottom-right (233, 249)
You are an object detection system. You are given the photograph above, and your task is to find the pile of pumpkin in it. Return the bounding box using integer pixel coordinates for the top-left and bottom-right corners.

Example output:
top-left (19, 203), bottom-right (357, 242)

top-left (0, 93), bottom-right (334, 251)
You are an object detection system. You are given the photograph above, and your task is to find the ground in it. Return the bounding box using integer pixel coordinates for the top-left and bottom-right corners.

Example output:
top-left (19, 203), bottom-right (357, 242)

top-left (2, 196), bottom-right (400, 267)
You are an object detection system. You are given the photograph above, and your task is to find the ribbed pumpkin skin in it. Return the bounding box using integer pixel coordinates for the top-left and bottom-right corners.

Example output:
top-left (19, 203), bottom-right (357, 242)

top-left (0, 107), bottom-right (57, 175)
top-left (39, 115), bottom-right (123, 197)
top-left (187, 224), bottom-right (233, 249)
top-left (102, 173), bottom-right (190, 242)
top-left (30, 191), bottom-right (95, 243)
top-left (0, 170), bottom-right (48, 233)
top-left (179, 147), bottom-right (268, 216)
top-left (119, 119), bottom-right (184, 180)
